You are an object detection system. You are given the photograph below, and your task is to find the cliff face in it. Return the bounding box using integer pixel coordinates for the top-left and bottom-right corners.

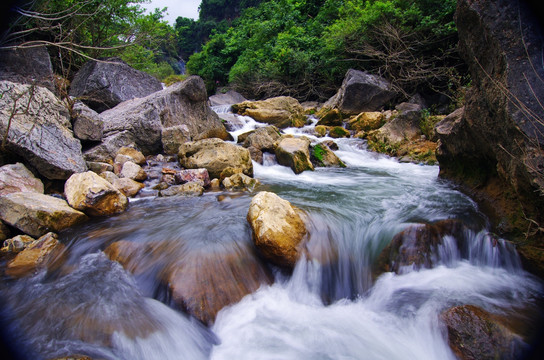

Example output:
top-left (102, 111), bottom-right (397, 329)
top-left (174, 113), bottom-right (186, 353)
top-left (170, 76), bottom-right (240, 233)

top-left (437, 0), bottom-right (544, 274)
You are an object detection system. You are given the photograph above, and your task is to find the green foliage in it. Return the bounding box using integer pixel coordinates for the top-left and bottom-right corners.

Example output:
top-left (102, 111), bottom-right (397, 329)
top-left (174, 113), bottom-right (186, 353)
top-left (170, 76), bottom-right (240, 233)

top-left (163, 74), bottom-right (188, 87)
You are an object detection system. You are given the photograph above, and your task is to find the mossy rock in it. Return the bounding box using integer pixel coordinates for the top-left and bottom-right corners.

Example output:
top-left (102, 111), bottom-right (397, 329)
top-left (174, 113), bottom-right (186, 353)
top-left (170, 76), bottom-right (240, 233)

top-left (315, 125), bottom-right (328, 137)
top-left (310, 143), bottom-right (346, 168)
top-left (329, 126), bottom-right (350, 138)
top-left (347, 112), bottom-right (384, 132)
top-left (316, 108), bottom-right (343, 127)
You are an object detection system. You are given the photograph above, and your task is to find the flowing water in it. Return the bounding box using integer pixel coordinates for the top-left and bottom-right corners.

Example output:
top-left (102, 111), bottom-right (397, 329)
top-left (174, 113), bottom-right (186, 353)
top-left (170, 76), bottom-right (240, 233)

top-left (1, 108), bottom-right (543, 359)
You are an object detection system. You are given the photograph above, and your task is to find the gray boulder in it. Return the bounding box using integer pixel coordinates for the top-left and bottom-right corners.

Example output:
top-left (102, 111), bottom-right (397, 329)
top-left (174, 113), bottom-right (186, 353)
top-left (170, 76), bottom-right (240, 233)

top-left (0, 81), bottom-right (87, 179)
top-left (69, 57), bottom-right (163, 112)
top-left (71, 101), bottom-right (104, 141)
top-left (371, 103), bottom-right (422, 145)
top-left (84, 76), bottom-right (230, 160)
top-left (324, 69), bottom-right (396, 115)
top-left (0, 46), bottom-right (55, 93)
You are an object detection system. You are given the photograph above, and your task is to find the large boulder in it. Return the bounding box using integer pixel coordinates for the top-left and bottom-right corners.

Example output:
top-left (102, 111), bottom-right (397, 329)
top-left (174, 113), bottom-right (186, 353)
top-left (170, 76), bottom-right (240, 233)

top-left (347, 112), bottom-right (384, 132)
top-left (64, 171), bottom-right (128, 216)
top-left (232, 96), bottom-right (306, 128)
top-left (438, 0), bottom-right (544, 274)
top-left (0, 192), bottom-right (88, 237)
top-left (178, 138), bottom-right (253, 179)
top-left (275, 137), bottom-right (314, 174)
top-left (0, 81), bottom-right (87, 179)
top-left (440, 305), bottom-right (524, 360)
top-left (310, 143), bottom-right (346, 168)
top-left (209, 90), bottom-right (247, 107)
top-left (247, 191), bottom-right (307, 268)
top-left (324, 69), bottom-right (396, 115)
top-left (238, 125), bottom-right (281, 152)
top-left (69, 57), bottom-right (163, 113)
top-left (5, 232), bottom-right (65, 278)
top-left (71, 101), bottom-right (104, 141)
top-left (0, 162), bottom-right (44, 196)
top-left (83, 76), bottom-right (229, 160)
top-left (0, 46), bottom-right (55, 93)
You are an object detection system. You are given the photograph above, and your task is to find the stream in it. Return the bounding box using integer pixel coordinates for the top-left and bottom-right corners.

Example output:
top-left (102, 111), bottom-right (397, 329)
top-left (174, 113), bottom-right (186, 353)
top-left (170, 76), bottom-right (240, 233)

top-left (0, 107), bottom-right (543, 359)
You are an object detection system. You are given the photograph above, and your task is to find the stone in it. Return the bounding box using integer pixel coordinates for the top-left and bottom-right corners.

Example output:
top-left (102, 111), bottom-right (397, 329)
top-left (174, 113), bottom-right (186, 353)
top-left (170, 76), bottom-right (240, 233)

top-left (247, 191), bottom-right (307, 268)
top-left (210, 178), bottom-right (221, 189)
top-left (112, 178), bottom-right (144, 197)
top-left (6, 232), bottom-right (65, 277)
top-left (310, 143), bottom-right (346, 168)
top-left (316, 108), bottom-right (343, 127)
top-left (71, 101), bottom-right (104, 141)
top-left (86, 161), bottom-right (113, 174)
top-left (347, 112), bottom-right (384, 132)
top-left (116, 147), bottom-right (146, 165)
top-left (69, 57), bottom-right (163, 112)
top-left (209, 90), bottom-right (247, 106)
top-left (0, 162), bottom-right (44, 196)
top-left (0, 81), bottom-right (87, 179)
top-left (0, 46), bottom-right (55, 93)
top-left (329, 126), bottom-right (350, 138)
top-left (83, 76), bottom-right (229, 160)
top-left (159, 182), bottom-right (204, 197)
top-left (0, 220), bottom-right (10, 242)
top-left (1, 234), bottom-right (35, 253)
top-left (239, 125), bottom-right (281, 152)
top-left (174, 168), bottom-right (211, 187)
top-left (119, 161), bottom-right (147, 181)
top-left (314, 125), bottom-right (328, 137)
top-left (324, 69), bottom-right (396, 115)
top-left (161, 125), bottom-right (191, 155)
top-left (247, 146), bottom-right (263, 164)
top-left (441, 305), bottom-right (524, 360)
top-left (99, 171), bottom-right (119, 184)
top-left (321, 140), bottom-right (339, 151)
top-left (232, 96), bottom-right (306, 129)
top-left (222, 173), bottom-right (260, 192)
top-left (275, 137), bottom-right (314, 174)
top-left (64, 171), bottom-right (128, 216)
top-left (178, 138), bottom-right (253, 179)
top-left (369, 103), bottom-right (422, 145)
top-left (0, 192), bottom-right (87, 237)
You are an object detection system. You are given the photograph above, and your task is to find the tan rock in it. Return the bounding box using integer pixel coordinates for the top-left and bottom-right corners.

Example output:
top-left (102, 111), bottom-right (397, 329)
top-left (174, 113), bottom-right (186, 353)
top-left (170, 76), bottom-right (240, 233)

top-left (1, 234), bottom-right (35, 253)
top-left (116, 146), bottom-right (146, 165)
top-left (329, 126), bottom-right (350, 138)
top-left (159, 182), bottom-right (204, 197)
top-left (316, 107), bottom-right (343, 126)
top-left (0, 192), bottom-right (88, 237)
top-left (86, 161), bottom-right (113, 174)
top-left (347, 112), bottom-right (384, 132)
top-left (179, 138), bottom-right (253, 179)
top-left (233, 96), bottom-right (306, 129)
top-left (119, 161), bottom-right (147, 181)
top-left (64, 171), bottom-right (128, 216)
top-left (6, 232), bottom-right (65, 277)
top-left (222, 173), bottom-right (260, 192)
top-left (112, 178), bottom-right (144, 197)
top-left (99, 171), bottom-right (119, 184)
top-left (314, 125), bottom-right (328, 137)
top-left (310, 143), bottom-right (346, 168)
top-left (275, 137), bottom-right (314, 174)
top-left (247, 191), bottom-right (307, 267)
top-left (0, 162), bottom-right (44, 196)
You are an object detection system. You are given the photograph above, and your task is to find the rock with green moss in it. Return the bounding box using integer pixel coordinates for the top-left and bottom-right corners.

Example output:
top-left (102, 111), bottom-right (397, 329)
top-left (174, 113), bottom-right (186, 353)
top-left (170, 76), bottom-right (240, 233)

top-left (329, 126), bottom-right (350, 138)
top-left (314, 125), bottom-right (328, 137)
top-left (311, 143), bottom-right (346, 168)
top-left (0, 192), bottom-right (88, 237)
top-left (275, 137), bottom-right (314, 174)
top-left (347, 112), bottom-right (384, 132)
top-left (316, 108), bottom-right (343, 127)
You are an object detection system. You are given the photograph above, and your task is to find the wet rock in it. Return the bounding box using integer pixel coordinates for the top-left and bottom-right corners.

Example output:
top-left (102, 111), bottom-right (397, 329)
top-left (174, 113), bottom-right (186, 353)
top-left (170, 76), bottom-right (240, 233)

top-left (376, 219), bottom-right (467, 274)
top-left (248, 146), bottom-right (263, 164)
top-left (321, 140), bottom-right (339, 151)
top-left (119, 161), bottom-right (147, 181)
top-left (324, 69), bottom-right (396, 115)
top-left (233, 96), bottom-right (306, 129)
top-left (69, 57), bottom-right (163, 113)
top-left (209, 90), bottom-right (247, 107)
top-left (174, 168), bottom-right (211, 187)
top-left (0, 162), bottom-right (44, 196)
top-left (370, 103), bottom-right (422, 145)
top-left (247, 191), bottom-right (307, 268)
top-left (310, 143), bottom-right (346, 168)
top-left (316, 108), bottom-right (344, 127)
top-left (275, 137), bottom-right (314, 174)
top-left (167, 247), bottom-right (272, 325)
top-left (0, 81), bottom-right (87, 179)
top-left (116, 147), bottom-right (146, 165)
top-left (239, 125), bottom-right (281, 152)
top-left (347, 112), bottom-right (384, 132)
top-left (1, 234), bottom-right (35, 254)
top-left (222, 173), bottom-right (260, 192)
top-left (99, 171), bottom-right (119, 184)
top-left (159, 182), bottom-right (204, 197)
top-left (64, 171), bottom-right (128, 216)
top-left (112, 178), bottom-right (144, 197)
top-left (83, 76), bottom-right (229, 160)
top-left (71, 101), bottom-right (104, 141)
top-left (0, 46), bottom-right (55, 93)
top-left (86, 161), bottom-right (113, 174)
top-left (6, 232), bottom-right (65, 277)
top-left (0, 192), bottom-right (87, 237)
top-left (441, 305), bottom-right (525, 360)
top-left (314, 125), bottom-right (328, 137)
top-left (178, 138), bottom-right (253, 179)
top-left (210, 178), bottom-right (221, 190)
top-left (329, 126), bottom-right (350, 139)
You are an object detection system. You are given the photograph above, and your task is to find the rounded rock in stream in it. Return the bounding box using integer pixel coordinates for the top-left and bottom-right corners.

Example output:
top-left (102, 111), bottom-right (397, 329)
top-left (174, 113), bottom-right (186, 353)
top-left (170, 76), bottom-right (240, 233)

top-left (275, 137), bottom-right (314, 174)
top-left (247, 191), bottom-right (307, 268)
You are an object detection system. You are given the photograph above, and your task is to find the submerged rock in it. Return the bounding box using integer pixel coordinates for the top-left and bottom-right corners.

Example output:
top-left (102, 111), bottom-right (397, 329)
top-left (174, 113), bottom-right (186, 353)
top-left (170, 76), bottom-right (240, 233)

top-left (247, 191), bottom-right (307, 268)
top-left (0, 192), bottom-right (87, 237)
top-left (275, 137), bottom-right (314, 174)
top-left (6, 232), bottom-right (65, 277)
top-left (0, 162), bottom-right (44, 196)
top-left (238, 125), bottom-right (281, 152)
top-left (64, 171), bottom-right (128, 216)
top-left (159, 182), bottom-right (204, 197)
top-left (178, 138), bottom-right (253, 179)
